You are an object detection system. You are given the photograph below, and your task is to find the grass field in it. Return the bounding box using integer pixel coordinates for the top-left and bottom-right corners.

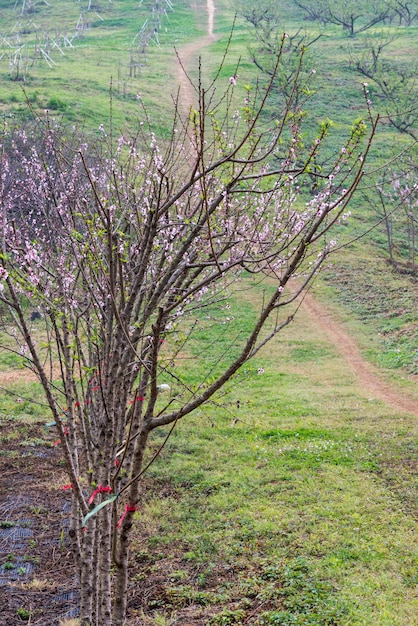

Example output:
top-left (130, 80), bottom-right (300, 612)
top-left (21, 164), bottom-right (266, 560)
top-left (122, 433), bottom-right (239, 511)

top-left (0, 1), bottom-right (417, 624)
top-left (0, 0), bottom-right (203, 129)
top-left (2, 273), bottom-right (417, 624)
top-left (136, 311), bottom-right (417, 624)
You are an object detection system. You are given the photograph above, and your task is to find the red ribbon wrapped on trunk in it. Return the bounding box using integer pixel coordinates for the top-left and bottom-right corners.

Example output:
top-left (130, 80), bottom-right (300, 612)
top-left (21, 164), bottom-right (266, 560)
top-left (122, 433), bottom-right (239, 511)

top-left (116, 504), bottom-right (137, 529)
top-left (88, 484), bottom-right (112, 505)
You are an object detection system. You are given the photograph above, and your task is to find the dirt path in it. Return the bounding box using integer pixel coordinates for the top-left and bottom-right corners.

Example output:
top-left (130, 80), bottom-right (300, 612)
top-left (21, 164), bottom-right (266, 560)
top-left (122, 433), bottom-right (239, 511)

top-left (302, 290), bottom-right (417, 415)
top-left (175, 0), bottom-right (217, 113)
top-left (176, 0), bottom-right (418, 417)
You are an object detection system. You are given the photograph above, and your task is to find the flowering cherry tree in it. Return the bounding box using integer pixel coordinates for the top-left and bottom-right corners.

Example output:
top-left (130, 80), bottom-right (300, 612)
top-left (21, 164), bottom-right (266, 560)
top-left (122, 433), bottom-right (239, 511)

top-left (0, 48), bottom-right (377, 625)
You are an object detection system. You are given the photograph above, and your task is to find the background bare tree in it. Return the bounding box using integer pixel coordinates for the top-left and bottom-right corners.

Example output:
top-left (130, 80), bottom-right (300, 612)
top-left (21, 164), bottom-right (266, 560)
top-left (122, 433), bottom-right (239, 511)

top-left (234, 0), bottom-right (321, 111)
top-left (348, 31), bottom-right (418, 140)
top-left (295, 0), bottom-right (391, 36)
top-left (389, 0), bottom-right (418, 25)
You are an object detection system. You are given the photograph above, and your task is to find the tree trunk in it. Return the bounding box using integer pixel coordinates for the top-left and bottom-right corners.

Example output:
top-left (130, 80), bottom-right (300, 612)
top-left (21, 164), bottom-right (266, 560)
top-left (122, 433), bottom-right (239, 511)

top-left (113, 428), bottom-right (149, 625)
top-left (80, 520), bottom-right (96, 624)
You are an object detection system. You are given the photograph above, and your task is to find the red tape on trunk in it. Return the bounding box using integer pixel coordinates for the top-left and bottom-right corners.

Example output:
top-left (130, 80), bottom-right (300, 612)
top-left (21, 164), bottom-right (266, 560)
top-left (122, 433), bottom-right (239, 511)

top-left (116, 504), bottom-right (137, 529)
top-left (88, 485), bottom-right (112, 505)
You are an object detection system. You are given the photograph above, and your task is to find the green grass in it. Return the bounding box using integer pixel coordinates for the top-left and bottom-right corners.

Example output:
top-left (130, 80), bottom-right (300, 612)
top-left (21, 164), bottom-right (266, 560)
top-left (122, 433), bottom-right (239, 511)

top-left (122, 276), bottom-right (418, 624)
top-left (1, 272), bottom-right (416, 623)
top-left (0, 0), bottom-right (203, 129)
top-left (320, 250), bottom-right (418, 373)
top-left (0, 0), bottom-right (416, 158)
top-left (136, 408), bottom-right (417, 622)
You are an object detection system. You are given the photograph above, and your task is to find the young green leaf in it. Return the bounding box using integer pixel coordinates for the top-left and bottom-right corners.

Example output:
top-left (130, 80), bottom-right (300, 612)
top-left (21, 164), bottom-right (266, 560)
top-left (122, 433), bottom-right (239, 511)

top-left (82, 494), bottom-right (118, 528)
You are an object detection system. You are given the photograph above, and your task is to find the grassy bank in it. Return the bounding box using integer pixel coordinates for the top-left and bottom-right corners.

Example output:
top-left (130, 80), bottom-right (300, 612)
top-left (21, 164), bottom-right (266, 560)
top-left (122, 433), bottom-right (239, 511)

top-left (1, 277), bottom-right (417, 624)
top-left (129, 280), bottom-right (417, 624)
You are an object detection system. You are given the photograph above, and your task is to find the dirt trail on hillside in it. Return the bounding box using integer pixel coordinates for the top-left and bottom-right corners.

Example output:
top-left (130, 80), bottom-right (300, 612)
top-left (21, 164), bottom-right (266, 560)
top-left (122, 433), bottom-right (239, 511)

top-left (176, 0), bottom-right (418, 417)
top-left (175, 0), bottom-right (217, 113)
top-left (302, 290), bottom-right (417, 415)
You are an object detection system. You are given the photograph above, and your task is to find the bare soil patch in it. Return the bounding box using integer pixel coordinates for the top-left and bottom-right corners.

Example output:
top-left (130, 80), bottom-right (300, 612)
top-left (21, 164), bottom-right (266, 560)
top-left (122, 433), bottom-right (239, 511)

top-left (0, 420), bottom-right (78, 625)
top-left (301, 289), bottom-right (418, 416)
top-left (174, 0), bottom-right (217, 114)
